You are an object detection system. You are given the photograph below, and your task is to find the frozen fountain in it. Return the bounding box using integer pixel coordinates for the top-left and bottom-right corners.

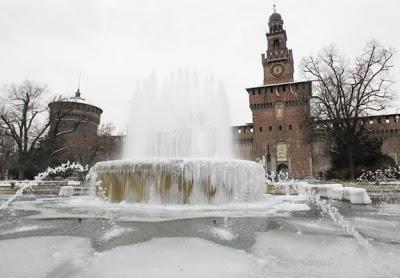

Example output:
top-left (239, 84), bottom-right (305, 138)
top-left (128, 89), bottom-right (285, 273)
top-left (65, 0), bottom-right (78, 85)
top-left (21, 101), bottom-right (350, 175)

top-left (91, 71), bottom-right (265, 204)
top-left (2, 73), bottom-right (399, 278)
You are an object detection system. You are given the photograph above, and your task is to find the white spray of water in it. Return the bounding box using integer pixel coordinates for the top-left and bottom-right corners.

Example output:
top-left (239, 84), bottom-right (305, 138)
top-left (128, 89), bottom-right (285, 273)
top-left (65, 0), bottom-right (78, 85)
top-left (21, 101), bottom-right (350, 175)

top-left (0, 183), bottom-right (32, 211)
top-left (123, 71), bottom-right (234, 159)
top-left (312, 195), bottom-right (396, 277)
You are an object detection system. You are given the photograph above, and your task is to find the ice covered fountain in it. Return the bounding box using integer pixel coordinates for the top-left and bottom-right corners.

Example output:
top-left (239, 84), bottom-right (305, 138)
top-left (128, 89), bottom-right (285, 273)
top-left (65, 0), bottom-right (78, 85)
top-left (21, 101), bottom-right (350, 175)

top-left (91, 71), bottom-right (265, 204)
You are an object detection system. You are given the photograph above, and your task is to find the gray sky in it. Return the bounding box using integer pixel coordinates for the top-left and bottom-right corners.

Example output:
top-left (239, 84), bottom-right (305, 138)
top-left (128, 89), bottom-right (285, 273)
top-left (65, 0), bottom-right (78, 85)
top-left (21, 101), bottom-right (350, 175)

top-left (1, 0), bottom-right (399, 132)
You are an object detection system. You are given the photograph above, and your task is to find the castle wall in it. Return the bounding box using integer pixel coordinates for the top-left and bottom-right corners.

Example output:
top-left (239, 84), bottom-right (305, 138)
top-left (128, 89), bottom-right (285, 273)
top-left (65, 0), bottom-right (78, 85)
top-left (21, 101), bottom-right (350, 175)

top-left (367, 114), bottom-right (400, 165)
top-left (231, 124), bottom-right (255, 161)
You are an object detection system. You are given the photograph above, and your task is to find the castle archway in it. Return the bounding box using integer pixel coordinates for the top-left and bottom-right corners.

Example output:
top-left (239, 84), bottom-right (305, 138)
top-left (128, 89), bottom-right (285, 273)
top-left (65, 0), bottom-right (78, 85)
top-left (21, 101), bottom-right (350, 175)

top-left (277, 163), bottom-right (289, 174)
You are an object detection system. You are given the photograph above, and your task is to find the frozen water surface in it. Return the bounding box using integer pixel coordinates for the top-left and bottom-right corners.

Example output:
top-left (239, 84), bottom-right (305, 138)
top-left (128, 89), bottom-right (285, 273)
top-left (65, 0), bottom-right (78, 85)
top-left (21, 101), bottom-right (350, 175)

top-left (0, 236), bottom-right (94, 278)
top-left (80, 237), bottom-right (262, 278)
top-left (250, 230), bottom-right (400, 278)
top-left (1, 194), bottom-right (400, 277)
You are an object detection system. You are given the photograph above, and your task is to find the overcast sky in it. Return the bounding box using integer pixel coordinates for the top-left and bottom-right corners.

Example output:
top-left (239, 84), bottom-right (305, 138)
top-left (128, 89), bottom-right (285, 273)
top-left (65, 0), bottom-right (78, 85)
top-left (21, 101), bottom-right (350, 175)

top-left (1, 0), bottom-right (399, 132)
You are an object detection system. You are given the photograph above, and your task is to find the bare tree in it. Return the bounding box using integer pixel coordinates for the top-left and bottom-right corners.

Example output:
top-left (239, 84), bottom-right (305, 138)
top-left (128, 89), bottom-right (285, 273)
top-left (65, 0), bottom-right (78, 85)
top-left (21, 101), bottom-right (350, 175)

top-left (301, 40), bottom-right (395, 179)
top-left (0, 80), bottom-right (81, 179)
top-left (57, 122), bottom-right (119, 166)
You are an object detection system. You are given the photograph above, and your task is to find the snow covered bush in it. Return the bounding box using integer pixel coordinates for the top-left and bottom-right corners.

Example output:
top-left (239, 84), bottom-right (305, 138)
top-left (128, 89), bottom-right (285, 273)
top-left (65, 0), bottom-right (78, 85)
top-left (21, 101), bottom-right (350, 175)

top-left (35, 161), bottom-right (89, 181)
top-left (357, 166), bottom-right (400, 182)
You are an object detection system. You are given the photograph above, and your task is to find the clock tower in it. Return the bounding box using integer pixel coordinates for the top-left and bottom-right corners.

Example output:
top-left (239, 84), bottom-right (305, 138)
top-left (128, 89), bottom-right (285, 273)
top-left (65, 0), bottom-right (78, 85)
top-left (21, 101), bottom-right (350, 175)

top-left (232, 7), bottom-right (313, 178)
top-left (262, 7), bottom-right (294, 85)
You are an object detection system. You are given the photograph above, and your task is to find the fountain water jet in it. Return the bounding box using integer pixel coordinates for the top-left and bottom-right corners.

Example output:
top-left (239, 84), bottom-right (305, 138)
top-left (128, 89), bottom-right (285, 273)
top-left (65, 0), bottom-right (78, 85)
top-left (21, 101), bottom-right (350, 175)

top-left (91, 71), bottom-right (265, 204)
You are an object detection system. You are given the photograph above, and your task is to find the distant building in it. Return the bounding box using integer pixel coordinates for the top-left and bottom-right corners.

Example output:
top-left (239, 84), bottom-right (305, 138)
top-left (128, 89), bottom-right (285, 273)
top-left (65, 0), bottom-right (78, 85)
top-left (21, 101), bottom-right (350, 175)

top-left (232, 10), bottom-right (400, 177)
top-left (48, 89), bottom-right (125, 167)
top-left (48, 89), bottom-right (103, 141)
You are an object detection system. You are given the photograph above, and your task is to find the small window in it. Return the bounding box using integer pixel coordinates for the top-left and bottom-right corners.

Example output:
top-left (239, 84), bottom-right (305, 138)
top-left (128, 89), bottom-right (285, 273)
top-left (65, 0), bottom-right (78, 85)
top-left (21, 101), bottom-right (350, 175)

top-left (279, 125), bottom-right (282, 131)
top-left (369, 120), bottom-right (374, 125)
top-left (385, 117), bottom-right (390, 123)
top-left (238, 130), bottom-right (241, 134)
top-left (259, 127), bottom-right (263, 132)
top-left (269, 126), bottom-right (272, 131)
top-left (289, 124), bottom-right (292, 130)
top-left (272, 39), bottom-right (280, 49)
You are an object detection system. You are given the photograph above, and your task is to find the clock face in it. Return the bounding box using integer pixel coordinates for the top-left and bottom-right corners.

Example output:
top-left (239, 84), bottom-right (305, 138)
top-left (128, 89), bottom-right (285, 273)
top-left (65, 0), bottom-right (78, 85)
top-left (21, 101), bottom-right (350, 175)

top-left (271, 64), bottom-right (285, 77)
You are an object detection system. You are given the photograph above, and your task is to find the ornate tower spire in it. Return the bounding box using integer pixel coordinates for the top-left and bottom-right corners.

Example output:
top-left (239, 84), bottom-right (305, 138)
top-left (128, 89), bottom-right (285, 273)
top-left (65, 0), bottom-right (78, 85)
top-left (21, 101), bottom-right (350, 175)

top-left (261, 9), bottom-right (294, 85)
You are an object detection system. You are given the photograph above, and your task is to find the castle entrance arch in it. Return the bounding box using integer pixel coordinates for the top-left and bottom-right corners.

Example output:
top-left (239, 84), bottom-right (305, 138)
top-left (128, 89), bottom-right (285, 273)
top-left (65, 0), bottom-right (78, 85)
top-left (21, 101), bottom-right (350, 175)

top-left (277, 163), bottom-right (289, 174)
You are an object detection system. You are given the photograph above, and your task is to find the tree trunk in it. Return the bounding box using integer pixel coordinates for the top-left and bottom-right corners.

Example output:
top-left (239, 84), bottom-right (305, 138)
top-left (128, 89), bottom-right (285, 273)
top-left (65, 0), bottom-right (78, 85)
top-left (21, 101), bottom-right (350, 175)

top-left (18, 165), bottom-right (25, 180)
top-left (346, 144), bottom-right (355, 180)
top-left (17, 154), bottom-right (26, 180)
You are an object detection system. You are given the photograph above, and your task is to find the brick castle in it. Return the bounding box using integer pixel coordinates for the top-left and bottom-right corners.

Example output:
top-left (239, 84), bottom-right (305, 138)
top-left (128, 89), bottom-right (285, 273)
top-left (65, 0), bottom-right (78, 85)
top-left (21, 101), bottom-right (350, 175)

top-left (48, 9), bottom-right (400, 178)
top-left (232, 9), bottom-right (400, 178)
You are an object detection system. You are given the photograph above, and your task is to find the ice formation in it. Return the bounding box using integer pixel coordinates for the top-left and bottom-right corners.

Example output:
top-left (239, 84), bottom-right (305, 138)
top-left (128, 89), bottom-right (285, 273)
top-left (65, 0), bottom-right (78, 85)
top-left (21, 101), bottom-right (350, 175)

top-left (327, 187), bottom-right (372, 205)
top-left (269, 182), bottom-right (372, 205)
top-left (92, 158), bottom-right (265, 204)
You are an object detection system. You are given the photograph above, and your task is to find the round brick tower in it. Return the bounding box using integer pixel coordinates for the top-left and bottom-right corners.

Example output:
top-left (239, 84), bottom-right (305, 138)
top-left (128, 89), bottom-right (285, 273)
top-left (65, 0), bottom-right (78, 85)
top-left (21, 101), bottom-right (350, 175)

top-left (49, 89), bottom-right (103, 140)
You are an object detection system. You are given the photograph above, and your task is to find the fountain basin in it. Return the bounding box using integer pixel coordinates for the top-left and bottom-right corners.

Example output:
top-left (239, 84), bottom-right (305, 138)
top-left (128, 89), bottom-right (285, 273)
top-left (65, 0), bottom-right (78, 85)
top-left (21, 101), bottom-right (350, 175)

top-left (92, 158), bottom-right (265, 204)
